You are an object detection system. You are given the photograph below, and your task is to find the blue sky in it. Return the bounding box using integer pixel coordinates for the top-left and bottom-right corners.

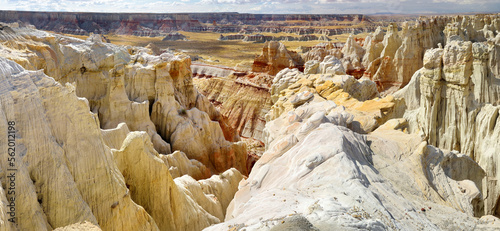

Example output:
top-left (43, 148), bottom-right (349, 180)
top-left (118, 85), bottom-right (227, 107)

top-left (0, 0), bottom-right (499, 14)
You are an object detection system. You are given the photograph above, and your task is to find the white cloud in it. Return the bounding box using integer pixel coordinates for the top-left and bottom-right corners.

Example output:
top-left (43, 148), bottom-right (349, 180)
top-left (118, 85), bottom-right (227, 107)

top-left (0, 0), bottom-right (498, 13)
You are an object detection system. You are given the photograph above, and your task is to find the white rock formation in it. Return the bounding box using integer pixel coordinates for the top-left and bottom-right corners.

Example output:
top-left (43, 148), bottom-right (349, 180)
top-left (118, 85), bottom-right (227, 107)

top-left (395, 22), bottom-right (500, 216)
top-left (206, 100), bottom-right (489, 230)
top-left (2, 14), bottom-right (500, 231)
top-left (0, 25), bottom-right (248, 176)
top-left (341, 34), bottom-right (365, 73)
top-left (0, 26), bottom-right (247, 230)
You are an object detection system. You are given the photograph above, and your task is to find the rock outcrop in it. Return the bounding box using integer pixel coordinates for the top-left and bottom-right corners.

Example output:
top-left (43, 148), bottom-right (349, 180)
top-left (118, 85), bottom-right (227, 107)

top-left (162, 32), bottom-right (187, 41)
top-left (206, 90), bottom-right (489, 231)
top-left (193, 69), bottom-right (272, 142)
top-left (3, 13), bottom-right (500, 231)
top-left (219, 34), bottom-right (331, 43)
top-left (302, 42), bottom-right (343, 62)
top-left (0, 25), bottom-right (248, 176)
top-left (206, 16), bottom-right (500, 230)
top-left (303, 55), bottom-right (345, 75)
top-left (395, 32), bottom-right (500, 216)
top-left (341, 35), bottom-right (365, 77)
top-left (358, 14), bottom-right (499, 93)
top-left (266, 67), bottom-right (400, 134)
top-left (54, 221), bottom-right (102, 231)
top-left (0, 25), bottom-right (247, 230)
top-left (252, 41), bottom-right (305, 75)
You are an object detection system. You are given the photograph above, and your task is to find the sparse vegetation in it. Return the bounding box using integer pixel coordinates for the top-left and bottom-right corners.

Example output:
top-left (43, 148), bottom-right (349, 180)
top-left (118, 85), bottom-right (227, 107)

top-left (178, 107), bottom-right (187, 116)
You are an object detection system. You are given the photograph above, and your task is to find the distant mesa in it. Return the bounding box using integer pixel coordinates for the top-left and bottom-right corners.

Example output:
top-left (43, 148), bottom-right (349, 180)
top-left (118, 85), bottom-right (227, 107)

top-left (162, 32), bottom-right (187, 41)
top-left (0, 10), bottom-right (375, 36)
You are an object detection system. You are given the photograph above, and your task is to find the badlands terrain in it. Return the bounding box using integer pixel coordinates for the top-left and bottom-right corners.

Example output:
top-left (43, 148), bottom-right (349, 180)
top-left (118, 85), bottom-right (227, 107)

top-left (0, 11), bottom-right (500, 231)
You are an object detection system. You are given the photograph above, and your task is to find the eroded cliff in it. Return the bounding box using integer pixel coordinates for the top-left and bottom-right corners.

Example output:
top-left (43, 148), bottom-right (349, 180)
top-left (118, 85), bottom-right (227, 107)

top-left (0, 24), bottom-right (247, 230)
top-left (1, 13), bottom-right (500, 231)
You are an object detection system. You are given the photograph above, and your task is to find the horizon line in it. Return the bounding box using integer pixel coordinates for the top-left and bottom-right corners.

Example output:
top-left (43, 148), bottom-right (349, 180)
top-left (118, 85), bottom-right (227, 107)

top-left (0, 9), bottom-right (497, 16)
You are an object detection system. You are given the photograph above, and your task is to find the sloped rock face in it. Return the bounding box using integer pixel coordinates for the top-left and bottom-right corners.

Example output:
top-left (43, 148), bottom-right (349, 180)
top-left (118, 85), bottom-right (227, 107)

top-left (206, 92), bottom-right (488, 231)
top-left (361, 19), bottom-right (448, 92)
top-left (304, 55), bottom-right (345, 75)
top-left (205, 16), bottom-right (500, 231)
top-left (266, 68), bottom-right (400, 134)
top-left (396, 21), bottom-right (500, 216)
top-left (113, 132), bottom-right (243, 231)
top-left (0, 58), bottom-right (158, 231)
top-left (3, 14), bottom-right (500, 231)
top-left (0, 25), bottom-right (247, 176)
top-left (193, 70), bottom-right (273, 142)
top-left (341, 35), bottom-right (365, 77)
top-left (0, 26), bottom-right (247, 230)
top-left (54, 221), bottom-right (102, 231)
top-left (359, 14), bottom-right (500, 93)
top-left (252, 41), bottom-right (305, 75)
top-left (361, 26), bottom-right (385, 68)
top-left (302, 42), bottom-right (343, 63)
top-left (368, 120), bottom-right (486, 218)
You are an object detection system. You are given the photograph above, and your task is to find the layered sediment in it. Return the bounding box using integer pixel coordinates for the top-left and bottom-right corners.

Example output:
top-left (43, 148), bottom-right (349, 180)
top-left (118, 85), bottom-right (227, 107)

top-left (193, 69), bottom-right (272, 142)
top-left (1, 13), bottom-right (500, 231)
top-left (0, 11), bottom-right (373, 36)
top-left (252, 41), bottom-right (305, 75)
top-left (0, 24), bottom-right (247, 230)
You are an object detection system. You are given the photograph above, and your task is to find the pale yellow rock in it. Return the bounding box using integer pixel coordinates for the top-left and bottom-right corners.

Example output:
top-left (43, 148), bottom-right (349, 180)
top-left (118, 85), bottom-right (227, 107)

top-left (209, 111), bottom-right (486, 231)
top-left (0, 26), bottom-right (250, 231)
top-left (266, 71), bottom-right (401, 133)
top-left (251, 41), bottom-right (304, 75)
top-left (101, 122), bottom-right (131, 150)
top-left (394, 17), bottom-right (500, 216)
top-left (302, 44), bottom-right (343, 63)
top-left (380, 23), bottom-right (402, 59)
top-left (193, 71), bottom-right (272, 141)
top-left (174, 168), bottom-right (243, 222)
top-left (0, 183), bottom-right (14, 231)
top-left (442, 40), bottom-right (473, 85)
top-left (0, 25), bottom-right (247, 177)
top-left (361, 17), bottom-right (457, 92)
top-left (174, 176), bottom-right (225, 222)
top-left (361, 26), bottom-right (385, 68)
top-left (369, 120), bottom-right (485, 217)
top-left (341, 34), bottom-right (364, 72)
top-left (198, 168), bottom-right (243, 217)
top-left (0, 58), bottom-right (158, 230)
top-left (54, 221), bottom-right (102, 231)
top-left (150, 57), bottom-right (248, 175)
top-left (113, 132), bottom-right (222, 231)
top-left (161, 151), bottom-right (211, 180)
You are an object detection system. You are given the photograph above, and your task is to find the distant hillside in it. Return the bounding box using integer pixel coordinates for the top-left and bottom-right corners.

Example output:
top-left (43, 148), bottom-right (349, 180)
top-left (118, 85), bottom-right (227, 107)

top-left (0, 10), bottom-right (371, 36)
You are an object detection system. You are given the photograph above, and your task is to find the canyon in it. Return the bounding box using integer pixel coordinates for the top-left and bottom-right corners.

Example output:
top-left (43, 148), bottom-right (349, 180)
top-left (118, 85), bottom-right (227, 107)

top-left (0, 11), bottom-right (500, 231)
top-left (0, 11), bottom-right (374, 36)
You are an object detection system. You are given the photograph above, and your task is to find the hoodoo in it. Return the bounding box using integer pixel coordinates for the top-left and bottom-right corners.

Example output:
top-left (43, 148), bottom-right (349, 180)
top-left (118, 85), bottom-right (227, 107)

top-left (0, 10), bottom-right (500, 231)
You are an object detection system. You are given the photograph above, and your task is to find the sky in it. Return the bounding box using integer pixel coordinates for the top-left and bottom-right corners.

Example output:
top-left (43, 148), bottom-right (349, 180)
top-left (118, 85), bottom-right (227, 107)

top-left (0, 0), bottom-right (499, 15)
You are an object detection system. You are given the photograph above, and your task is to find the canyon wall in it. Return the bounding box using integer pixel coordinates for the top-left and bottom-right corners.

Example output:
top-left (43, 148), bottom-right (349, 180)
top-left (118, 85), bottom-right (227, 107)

top-left (0, 24), bottom-right (248, 230)
top-left (206, 13), bottom-right (500, 230)
top-left (206, 60), bottom-right (492, 230)
top-left (1, 13), bottom-right (500, 231)
top-left (300, 14), bottom-right (499, 94)
top-left (0, 11), bottom-right (372, 36)
top-left (193, 68), bottom-right (273, 142)
top-left (395, 27), bottom-right (500, 215)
